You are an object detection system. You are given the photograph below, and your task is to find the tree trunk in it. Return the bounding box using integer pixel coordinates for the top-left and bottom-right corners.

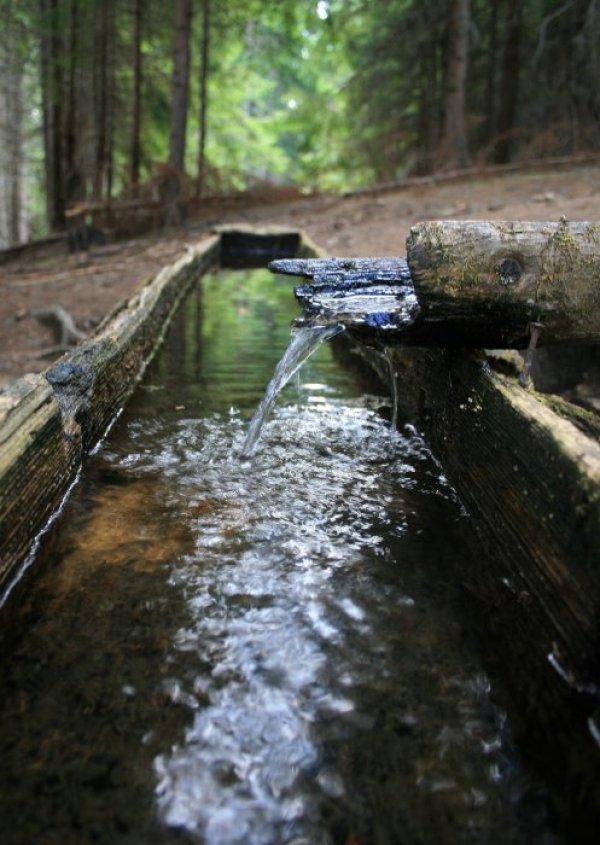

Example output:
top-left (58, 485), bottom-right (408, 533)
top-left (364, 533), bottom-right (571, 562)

top-left (93, 0), bottom-right (110, 201)
top-left (40, 0), bottom-right (66, 231)
top-left (196, 0), bottom-right (210, 197)
top-left (105, 7), bottom-right (116, 202)
top-left (483, 0), bottom-right (498, 150)
top-left (130, 0), bottom-right (143, 196)
top-left (8, 56), bottom-right (23, 244)
top-left (0, 74), bottom-right (6, 247)
top-left (50, 0), bottom-right (65, 229)
top-left (415, 14), bottom-right (440, 177)
top-left (169, 0), bottom-right (192, 174)
top-left (494, 0), bottom-right (522, 164)
top-left (39, 0), bottom-right (53, 227)
top-left (441, 0), bottom-right (470, 169)
top-left (64, 0), bottom-right (84, 205)
top-left (0, 33), bottom-right (24, 245)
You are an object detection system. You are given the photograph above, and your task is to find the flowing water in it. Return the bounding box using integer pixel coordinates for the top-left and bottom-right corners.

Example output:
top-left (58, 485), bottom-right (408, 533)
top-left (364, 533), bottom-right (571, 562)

top-left (383, 348), bottom-right (399, 432)
top-left (241, 325), bottom-right (344, 457)
top-left (0, 270), bottom-right (557, 844)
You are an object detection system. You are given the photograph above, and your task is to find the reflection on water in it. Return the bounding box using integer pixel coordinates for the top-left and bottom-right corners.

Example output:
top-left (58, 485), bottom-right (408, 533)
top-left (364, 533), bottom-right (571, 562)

top-left (0, 271), bottom-right (554, 844)
top-left (150, 409), bottom-right (525, 845)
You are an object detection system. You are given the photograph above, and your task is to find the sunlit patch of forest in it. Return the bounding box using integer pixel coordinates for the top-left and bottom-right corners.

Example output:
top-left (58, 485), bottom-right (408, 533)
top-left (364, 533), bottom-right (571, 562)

top-left (1, 0), bottom-right (599, 247)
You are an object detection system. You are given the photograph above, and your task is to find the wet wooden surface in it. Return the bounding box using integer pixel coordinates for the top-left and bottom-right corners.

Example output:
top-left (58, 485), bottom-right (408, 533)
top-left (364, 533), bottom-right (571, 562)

top-left (276, 220), bottom-right (600, 347)
top-left (45, 239), bottom-right (220, 450)
top-left (0, 375), bottom-right (80, 595)
top-left (366, 342), bottom-right (600, 683)
top-left (343, 336), bottom-right (600, 827)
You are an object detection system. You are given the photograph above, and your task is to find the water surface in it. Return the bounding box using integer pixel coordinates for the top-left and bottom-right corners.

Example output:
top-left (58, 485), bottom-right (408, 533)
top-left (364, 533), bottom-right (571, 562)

top-left (0, 270), bottom-right (553, 844)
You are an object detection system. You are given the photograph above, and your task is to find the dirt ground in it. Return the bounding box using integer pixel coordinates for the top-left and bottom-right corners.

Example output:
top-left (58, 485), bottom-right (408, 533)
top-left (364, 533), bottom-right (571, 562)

top-left (2, 161), bottom-right (600, 390)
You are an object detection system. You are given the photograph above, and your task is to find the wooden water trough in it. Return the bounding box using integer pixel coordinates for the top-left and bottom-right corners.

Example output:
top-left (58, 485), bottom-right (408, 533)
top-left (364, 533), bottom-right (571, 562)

top-left (0, 226), bottom-right (322, 609)
top-left (273, 220), bottom-right (600, 821)
top-left (1, 220), bottom-right (599, 824)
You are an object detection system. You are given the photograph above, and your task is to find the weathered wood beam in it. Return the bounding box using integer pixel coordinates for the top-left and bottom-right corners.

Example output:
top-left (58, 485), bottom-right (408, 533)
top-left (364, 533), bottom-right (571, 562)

top-left (0, 375), bottom-right (80, 600)
top-left (0, 237), bottom-right (220, 602)
top-left (274, 220), bottom-right (600, 348)
top-left (45, 238), bottom-right (220, 450)
top-left (406, 220), bottom-right (600, 347)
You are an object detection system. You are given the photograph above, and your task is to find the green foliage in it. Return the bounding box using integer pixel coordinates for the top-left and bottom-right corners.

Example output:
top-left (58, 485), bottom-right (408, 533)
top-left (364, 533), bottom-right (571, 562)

top-left (3, 0), bottom-right (600, 242)
top-left (183, 0), bottom-right (362, 191)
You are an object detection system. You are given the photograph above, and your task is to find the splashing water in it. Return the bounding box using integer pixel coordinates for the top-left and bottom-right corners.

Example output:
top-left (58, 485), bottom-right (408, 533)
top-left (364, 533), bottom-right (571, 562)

top-left (241, 324), bottom-right (344, 457)
top-left (0, 270), bottom-right (556, 845)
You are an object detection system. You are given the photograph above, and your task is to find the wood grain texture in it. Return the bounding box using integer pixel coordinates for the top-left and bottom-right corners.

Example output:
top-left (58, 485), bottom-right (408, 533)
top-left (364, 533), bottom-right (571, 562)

top-left (407, 220), bottom-right (600, 346)
top-left (0, 375), bottom-right (80, 594)
top-left (379, 343), bottom-right (600, 683)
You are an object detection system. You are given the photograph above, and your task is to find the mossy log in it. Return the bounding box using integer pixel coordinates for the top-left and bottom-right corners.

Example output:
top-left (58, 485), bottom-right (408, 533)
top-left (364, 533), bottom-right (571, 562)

top-left (0, 236), bottom-right (219, 601)
top-left (406, 220), bottom-right (600, 347)
top-left (276, 220), bottom-right (600, 348)
top-left (0, 375), bottom-right (80, 598)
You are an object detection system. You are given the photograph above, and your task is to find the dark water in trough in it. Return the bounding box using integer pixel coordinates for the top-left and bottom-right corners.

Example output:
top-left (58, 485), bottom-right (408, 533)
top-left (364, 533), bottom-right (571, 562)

top-left (0, 270), bottom-right (559, 844)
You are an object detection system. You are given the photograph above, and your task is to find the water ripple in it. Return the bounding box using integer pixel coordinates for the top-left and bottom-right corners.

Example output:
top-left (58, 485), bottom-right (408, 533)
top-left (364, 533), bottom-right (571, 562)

top-left (109, 396), bottom-right (526, 843)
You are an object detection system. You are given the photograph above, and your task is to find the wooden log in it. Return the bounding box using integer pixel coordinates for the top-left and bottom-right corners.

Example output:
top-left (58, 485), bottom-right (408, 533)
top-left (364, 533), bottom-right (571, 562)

top-left (0, 237), bottom-right (219, 602)
top-left (274, 220), bottom-right (600, 348)
top-left (406, 220), bottom-right (600, 347)
top-left (0, 375), bottom-right (80, 599)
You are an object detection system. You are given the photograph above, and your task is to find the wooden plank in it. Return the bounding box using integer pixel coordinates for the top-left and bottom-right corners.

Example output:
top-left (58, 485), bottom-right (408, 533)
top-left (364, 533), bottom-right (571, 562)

top-left (376, 342), bottom-right (600, 683)
top-left (272, 257), bottom-right (419, 335)
top-left (271, 256), bottom-right (410, 283)
top-left (0, 236), bottom-right (220, 602)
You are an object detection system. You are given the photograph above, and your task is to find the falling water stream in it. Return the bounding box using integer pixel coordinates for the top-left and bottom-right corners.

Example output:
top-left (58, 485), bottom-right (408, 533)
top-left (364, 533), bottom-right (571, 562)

top-left (241, 324), bottom-right (344, 457)
top-left (0, 269), bottom-right (559, 844)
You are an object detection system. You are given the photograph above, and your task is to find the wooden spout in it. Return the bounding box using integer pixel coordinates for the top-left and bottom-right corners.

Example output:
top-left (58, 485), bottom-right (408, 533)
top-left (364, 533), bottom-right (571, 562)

top-left (406, 220), bottom-right (600, 347)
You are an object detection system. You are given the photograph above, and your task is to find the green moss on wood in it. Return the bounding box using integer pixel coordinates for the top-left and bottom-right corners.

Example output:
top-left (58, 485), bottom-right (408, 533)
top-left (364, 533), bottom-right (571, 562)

top-left (534, 391), bottom-right (600, 442)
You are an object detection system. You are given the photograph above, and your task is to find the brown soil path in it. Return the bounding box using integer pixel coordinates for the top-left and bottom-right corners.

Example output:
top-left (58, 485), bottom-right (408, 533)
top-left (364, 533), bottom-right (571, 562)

top-left (1, 162), bottom-right (600, 389)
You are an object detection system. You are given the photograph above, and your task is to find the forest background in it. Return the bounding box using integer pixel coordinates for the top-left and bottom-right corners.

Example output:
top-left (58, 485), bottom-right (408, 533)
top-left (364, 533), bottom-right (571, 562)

top-left (1, 0), bottom-right (599, 249)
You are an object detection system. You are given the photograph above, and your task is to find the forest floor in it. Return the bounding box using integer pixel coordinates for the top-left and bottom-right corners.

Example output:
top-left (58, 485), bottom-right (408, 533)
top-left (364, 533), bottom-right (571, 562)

top-left (2, 160), bottom-right (600, 389)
